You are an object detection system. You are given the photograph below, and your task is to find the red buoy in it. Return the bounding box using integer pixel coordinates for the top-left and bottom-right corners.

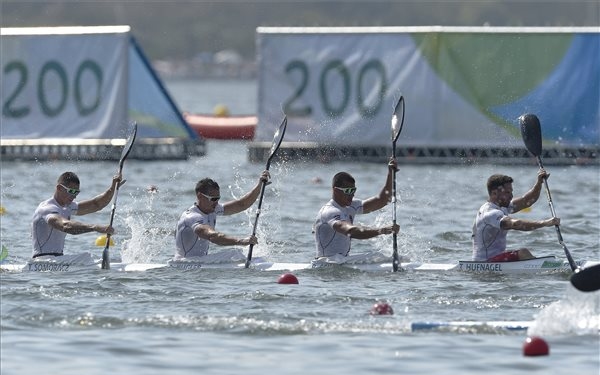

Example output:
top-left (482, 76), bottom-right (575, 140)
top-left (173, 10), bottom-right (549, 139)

top-left (369, 302), bottom-right (394, 315)
top-left (277, 273), bottom-right (299, 284)
top-left (523, 336), bottom-right (550, 356)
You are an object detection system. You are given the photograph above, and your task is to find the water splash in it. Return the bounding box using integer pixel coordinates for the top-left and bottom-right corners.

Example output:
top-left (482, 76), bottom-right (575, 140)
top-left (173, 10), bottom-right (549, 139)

top-left (528, 287), bottom-right (600, 336)
top-left (120, 189), bottom-right (174, 263)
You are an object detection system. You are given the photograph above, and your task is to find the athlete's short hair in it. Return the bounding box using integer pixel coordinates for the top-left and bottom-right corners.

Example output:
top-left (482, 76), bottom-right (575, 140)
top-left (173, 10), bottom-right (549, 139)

top-left (57, 172), bottom-right (80, 186)
top-left (332, 172), bottom-right (355, 187)
top-left (487, 174), bottom-right (513, 194)
top-left (195, 178), bottom-right (220, 194)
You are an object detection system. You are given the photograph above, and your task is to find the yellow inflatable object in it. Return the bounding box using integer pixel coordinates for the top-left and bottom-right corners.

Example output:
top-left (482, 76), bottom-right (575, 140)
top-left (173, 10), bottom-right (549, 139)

top-left (95, 235), bottom-right (115, 247)
top-left (0, 206), bottom-right (6, 215)
top-left (213, 104), bottom-right (230, 117)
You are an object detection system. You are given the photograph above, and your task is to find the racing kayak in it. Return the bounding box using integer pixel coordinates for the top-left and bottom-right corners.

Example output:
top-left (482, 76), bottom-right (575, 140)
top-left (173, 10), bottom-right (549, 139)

top-left (0, 252), bottom-right (595, 274)
top-left (0, 257), bottom-right (305, 273)
top-left (310, 255), bottom-right (593, 273)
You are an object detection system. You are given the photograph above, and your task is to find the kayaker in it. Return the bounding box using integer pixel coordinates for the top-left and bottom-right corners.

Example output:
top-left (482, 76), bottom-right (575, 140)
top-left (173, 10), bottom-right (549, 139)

top-left (471, 169), bottom-right (560, 261)
top-left (313, 157), bottom-right (400, 258)
top-left (31, 171), bottom-right (123, 258)
top-left (174, 171), bottom-right (270, 259)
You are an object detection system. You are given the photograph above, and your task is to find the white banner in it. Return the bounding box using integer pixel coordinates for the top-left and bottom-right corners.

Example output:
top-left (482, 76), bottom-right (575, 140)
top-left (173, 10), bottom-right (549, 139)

top-left (1, 27), bottom-right (129, 139)
top-left (257, 31), bottom-right (514, 146)
top-left (257, 27), bottom-right (600, 148)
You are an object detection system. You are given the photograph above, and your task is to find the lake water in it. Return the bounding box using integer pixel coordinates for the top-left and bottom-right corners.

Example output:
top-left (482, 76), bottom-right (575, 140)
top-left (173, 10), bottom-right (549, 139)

top-left (1, 79), bottom-right (598, 375)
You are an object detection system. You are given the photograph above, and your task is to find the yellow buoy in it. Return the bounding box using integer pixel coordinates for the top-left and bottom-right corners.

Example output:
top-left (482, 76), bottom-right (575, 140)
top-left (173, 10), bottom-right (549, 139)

top-left (95, 235), bottom-right (115, 247)
top-left (213, 104), bottom-right (230, 117)
top-left (0, 206), bottom-right (6, 215)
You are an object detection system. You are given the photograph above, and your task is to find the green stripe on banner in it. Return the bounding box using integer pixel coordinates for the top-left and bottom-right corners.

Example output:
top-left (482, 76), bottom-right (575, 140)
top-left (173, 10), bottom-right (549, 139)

top-left (0, 245), bottom-right (8, 263)
top-left (411, 33), bottom-right (572, 108)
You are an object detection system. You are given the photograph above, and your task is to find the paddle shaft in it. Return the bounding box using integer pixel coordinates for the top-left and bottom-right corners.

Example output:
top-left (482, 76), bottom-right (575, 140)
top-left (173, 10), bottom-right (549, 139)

top-left (245, 117), bottom-right (286, 268)
top-left (245, 179), bottom-right (268, 268)
top-left (390, 96), bottom-right (404, 272)
top-left (101, 165), bottom-right (125, 270)
top-left (535, 155), bottom-right (577, 271)
top-left (391, 141), bottom-right (399, 272)
top-left (101, 123), bottom-right (137, 270)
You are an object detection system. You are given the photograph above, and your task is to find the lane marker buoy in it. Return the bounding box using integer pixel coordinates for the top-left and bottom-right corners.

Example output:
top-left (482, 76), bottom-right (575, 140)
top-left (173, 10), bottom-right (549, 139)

top-left (523, 336), bottom-right (549, 356)
top-left (370, 302), bottom-right (394, 315)
top-left (277, 273), bottom-right (299, 284)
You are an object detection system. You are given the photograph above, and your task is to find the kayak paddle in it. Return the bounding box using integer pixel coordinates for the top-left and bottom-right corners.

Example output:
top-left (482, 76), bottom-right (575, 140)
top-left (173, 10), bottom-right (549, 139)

top-left (245, 116), bottom-right (287, 268)
top-left (101, 122), bottom-right (138, 270)
top-left (519, 113), bottom-right (577, 271)
top-left (391, 96), bottom-right (405, 272)
top-left (570, 264), bottom-right (600, 292)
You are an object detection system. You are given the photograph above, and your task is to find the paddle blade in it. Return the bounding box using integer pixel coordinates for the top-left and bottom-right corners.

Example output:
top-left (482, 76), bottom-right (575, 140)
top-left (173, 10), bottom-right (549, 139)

top-left (519, 114), bottom-right (542, 157)
top-left (119, 122), bottom-right (138, 169)
top-left (570, 264), bottom-right (600, 292)
top-left (266, 116), bottom-right (287, 169)
top-left (391, 96), bottom-right (405, 142)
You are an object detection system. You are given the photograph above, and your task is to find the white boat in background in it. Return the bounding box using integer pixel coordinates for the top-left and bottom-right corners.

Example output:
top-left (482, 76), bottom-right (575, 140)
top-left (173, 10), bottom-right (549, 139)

top-left (0, 251), bottom-right (595, 274)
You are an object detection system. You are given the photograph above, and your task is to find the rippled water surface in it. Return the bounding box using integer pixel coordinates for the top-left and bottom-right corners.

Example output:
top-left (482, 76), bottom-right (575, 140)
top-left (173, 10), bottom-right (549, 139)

top-left (1, 80), bottom-right (598, 375)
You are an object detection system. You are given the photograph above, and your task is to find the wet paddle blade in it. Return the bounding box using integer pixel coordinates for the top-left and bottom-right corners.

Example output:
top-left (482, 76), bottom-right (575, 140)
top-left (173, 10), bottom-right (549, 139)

top-left (265, 116), bottom-right (287, 170)
top-left (119, 122), bottom-right (138, 170)
top-left (570, 264), bottom-right (600, 292)
top-left (519, 114), bottom-right (542, 157)
top-left (391, 96), bottom-right (405, 143)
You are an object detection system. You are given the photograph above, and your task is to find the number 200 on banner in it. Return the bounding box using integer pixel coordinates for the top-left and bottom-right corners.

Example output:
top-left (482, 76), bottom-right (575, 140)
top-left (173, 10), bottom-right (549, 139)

top-left (282, 59), bottom-right (387, 119)
top-left (3, 59), bottom-right (103, 119)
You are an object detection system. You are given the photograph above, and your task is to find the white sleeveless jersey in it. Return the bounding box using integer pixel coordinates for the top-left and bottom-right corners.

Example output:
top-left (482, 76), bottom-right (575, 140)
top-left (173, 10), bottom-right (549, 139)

top-left (31, 197), bottom-right (78, 257)
top-left (314, 199), bottom-right (364, 258)
top-left (471, 201), bottom-right (514, 261)
top-left (175, 203), bottom-right (224, 258)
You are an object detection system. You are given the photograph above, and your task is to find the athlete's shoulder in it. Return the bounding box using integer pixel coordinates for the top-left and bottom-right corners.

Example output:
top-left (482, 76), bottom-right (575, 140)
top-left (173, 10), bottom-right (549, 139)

top-left (36, 197), bottom-right (56, 208)
top-left (348, 199), bottom-right (364, 212)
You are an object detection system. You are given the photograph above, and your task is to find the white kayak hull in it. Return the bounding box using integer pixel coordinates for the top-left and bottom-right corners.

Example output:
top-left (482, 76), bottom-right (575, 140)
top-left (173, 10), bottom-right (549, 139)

top-left (310, 255), bottom-right (593, 273)
top-left (1, 255), bottom-right (596, 274)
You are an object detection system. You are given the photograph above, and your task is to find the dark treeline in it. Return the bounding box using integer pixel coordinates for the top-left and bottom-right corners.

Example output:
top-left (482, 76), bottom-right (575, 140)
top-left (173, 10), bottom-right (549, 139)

top-left (2, 1), bottom-right (598, 61)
